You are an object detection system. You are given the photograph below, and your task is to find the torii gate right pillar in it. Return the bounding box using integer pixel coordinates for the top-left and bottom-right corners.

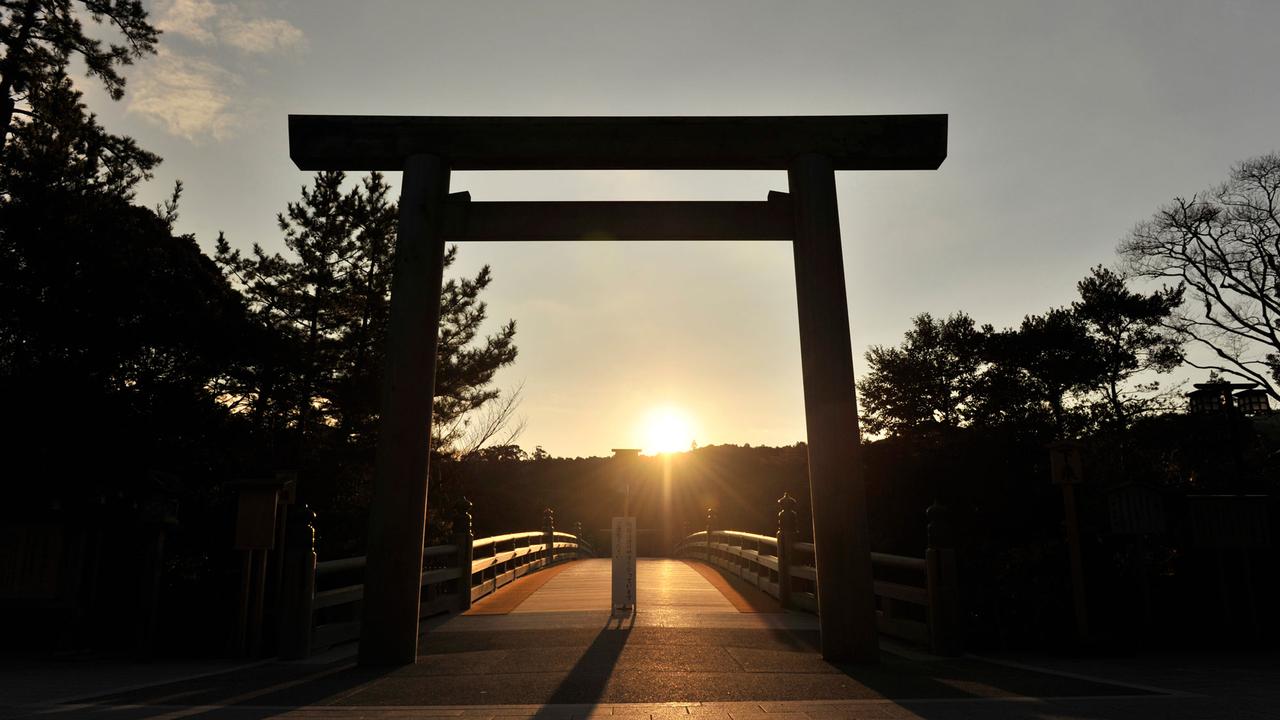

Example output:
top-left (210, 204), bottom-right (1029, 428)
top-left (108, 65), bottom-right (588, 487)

top-left (789, 153), bottom-right (879, 662)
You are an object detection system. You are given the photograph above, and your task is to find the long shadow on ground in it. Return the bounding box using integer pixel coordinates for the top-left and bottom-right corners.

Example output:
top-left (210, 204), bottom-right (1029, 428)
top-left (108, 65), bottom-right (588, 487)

top-left (52, 628), bottom-right (1159, 714)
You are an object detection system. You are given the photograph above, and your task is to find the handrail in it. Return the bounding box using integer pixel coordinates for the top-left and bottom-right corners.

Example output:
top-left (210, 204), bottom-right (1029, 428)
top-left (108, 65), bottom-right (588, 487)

top-left (674, 520), bottom-right (956, 654)
top-left (870, 551), bottom-right (926, 573)
top-left (716, 529), bottom-right (777, 545)
top-left (307, 526), bottom-right (593, 654)
top-left (473, 530), bottom-right (544, 549)
top-left (316, 556), bottom-right (365, 576)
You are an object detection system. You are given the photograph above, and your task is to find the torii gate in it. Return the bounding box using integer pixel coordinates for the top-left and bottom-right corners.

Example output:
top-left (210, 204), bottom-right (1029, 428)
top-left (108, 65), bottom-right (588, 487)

top-left (288, 114), bottom-right (948, 665)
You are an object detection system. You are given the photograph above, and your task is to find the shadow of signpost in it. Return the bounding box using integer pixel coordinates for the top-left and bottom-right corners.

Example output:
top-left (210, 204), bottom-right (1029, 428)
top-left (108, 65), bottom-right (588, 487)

top-left (534, 613), bottom-right (635, 718)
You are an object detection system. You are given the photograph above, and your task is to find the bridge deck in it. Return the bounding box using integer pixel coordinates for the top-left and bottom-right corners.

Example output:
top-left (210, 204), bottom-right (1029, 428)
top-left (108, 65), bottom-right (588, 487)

top-left (513, 558), bottom-right (736, 614)
top-left (443, 558), bottom-right (810, 633)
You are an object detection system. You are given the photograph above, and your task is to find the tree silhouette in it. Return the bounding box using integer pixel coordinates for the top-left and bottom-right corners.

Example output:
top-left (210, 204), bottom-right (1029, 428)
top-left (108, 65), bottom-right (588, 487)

top-left (1, 155), bottom-right (256, 508)
top-left (976, 307), bottom-right (1102, 437)
top-left (214, 170), bottom-right (520, 457)
top-left (858, 312), bottom-right (985, 437)
top-left (860, 268), bottom-right (1182, 439)
top-left (0, 0), bottom-right (158, 157)
top-left (1, 69), bottom-right (157, 200)
top-left (1121, 152), bottom-right (1280, 398)
top-left (1072, 265), bottom-right (1183, 429)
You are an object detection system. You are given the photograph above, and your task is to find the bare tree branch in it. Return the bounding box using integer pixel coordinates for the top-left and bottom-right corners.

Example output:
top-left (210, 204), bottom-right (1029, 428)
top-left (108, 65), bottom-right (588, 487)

top-left (1121, 152), bottom-right (1280, 401)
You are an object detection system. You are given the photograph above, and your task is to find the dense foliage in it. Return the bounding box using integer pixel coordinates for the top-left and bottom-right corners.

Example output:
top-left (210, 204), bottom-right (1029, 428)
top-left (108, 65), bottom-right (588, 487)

top-left (0, 2), bottom-right (519, 651)
top-left (0, 0), bottom-right (158, 160)
top-left (213, 170), bottom-right (520, 554)
top-left (858, 266), bottom-right (1184, 440)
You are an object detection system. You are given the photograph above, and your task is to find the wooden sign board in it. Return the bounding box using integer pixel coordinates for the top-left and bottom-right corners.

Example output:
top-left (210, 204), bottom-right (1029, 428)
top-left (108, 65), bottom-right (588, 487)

top-left (1106, 483), bottom-right (1167, 535)
top-left (1188, 495), bottom-right (1272, 549)
top-left (611, 517), bottom-right (637, 615)
top-left (234, 487), bottom-right (280, 550)
top-left (1048, 441), bottom-right (1085, 486)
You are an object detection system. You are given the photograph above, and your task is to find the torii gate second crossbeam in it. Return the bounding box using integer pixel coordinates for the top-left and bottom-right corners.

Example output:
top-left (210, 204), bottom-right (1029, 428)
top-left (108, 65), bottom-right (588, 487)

top-left (288, 114), bottom-right (948, 666)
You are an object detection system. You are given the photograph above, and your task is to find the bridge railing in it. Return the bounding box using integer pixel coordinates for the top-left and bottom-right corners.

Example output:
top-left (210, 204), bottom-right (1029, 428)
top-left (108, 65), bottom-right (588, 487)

top-left (673, 495), bottom-right (960, 656)
top-left (282, 504), bottom-right (593, 658)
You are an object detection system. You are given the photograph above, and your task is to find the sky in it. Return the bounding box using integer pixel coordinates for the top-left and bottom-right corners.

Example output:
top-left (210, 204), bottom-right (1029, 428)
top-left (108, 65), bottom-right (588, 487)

top-left (77, 0), bottom-right (1280, 457)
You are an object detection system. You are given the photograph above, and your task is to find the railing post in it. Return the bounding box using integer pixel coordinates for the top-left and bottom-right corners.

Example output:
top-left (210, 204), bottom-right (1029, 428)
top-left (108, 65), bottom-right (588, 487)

top-left (454, 497), bottom-right (474, 613)
top-left (278, 505), bottom-right (316, 660)
top-left (776, 492), bottom-right (798, 608)
top-left (573, 521), bottom-right (585, 557)
top-left (542, 507), bottom-right (556, 567)
top-left (926, 500), bottom-right (962, 656)
top-left (705, 507), bottom-right (716, 565)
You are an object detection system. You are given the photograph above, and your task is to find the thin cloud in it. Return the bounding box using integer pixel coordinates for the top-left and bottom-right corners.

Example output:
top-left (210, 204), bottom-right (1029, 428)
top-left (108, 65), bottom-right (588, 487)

top-left (222, 17), bottom-right (307, 54)
top-left (157, 0), bottom-right (306, 54)
top-left (128, 48), bottom-right (243, 141)
top-left (134, 1), bottom-right (305, 140)
top-left (156, 0), bottom-right (219, 45)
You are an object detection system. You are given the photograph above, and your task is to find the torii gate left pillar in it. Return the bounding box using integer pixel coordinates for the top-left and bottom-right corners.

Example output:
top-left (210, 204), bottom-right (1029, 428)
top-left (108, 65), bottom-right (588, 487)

top-left (357, 154), bottom-right (450, 665)
top-left (289, 114), bottom-right (947, 665)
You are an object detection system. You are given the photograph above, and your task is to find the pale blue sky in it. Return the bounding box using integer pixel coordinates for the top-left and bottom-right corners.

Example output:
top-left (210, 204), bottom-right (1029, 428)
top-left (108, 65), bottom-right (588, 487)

top-left (81, 0), bottom-right (1280, 456)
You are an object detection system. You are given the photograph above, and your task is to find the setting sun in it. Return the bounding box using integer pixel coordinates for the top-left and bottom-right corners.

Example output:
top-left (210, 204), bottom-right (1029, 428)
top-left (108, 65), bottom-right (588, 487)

top-left (641, 407), bottom-right (697, 455)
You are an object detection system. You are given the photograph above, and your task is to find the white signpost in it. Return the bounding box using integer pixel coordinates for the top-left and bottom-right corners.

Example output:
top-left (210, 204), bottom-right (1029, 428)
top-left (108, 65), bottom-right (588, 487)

top-left (611, 516), bottom-right (637, 615)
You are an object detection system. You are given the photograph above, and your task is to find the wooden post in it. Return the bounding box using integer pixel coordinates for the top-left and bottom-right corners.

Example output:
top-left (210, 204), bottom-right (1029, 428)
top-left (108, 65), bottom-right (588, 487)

top-left (230, 478), bottom-right (285, 657)
top-left (359, 153), bottom-right (450, 666)
top-left (573, 521), bottom-right (586, 557)
top-left (454, 498), bottom-right (474, 613)
top-left (248, 550), bottom-right (270, 657)
top-left (1062, 483), bottom-right (1090, 641)
top-left (543, 507), bottom-right (556, 567)
top-left (776, 492), bottom-right (798, 609)
top-left (278, 505), bottom-right (316, 660)
top-left (925, 501), bottom-right (962, 656)
top-left (1048, 440), bottom-right (1088, 644)
top-left (788, 153), bottom-right (878, 662)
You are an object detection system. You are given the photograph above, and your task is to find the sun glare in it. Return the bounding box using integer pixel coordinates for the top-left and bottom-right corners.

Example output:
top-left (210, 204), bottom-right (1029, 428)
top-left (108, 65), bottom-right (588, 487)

top-left (642, 407), bottom-right (696, 455)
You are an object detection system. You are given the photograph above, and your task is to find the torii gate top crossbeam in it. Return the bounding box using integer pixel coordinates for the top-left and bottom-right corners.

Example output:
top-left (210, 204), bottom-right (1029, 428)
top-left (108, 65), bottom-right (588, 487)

top-left (288, 115), bottom-right (947, 171)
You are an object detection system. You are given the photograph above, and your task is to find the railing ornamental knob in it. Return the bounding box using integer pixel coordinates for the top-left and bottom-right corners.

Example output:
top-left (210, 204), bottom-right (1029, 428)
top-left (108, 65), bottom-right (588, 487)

top-left (777, 492), bottom-right (798, 536)
top-left (286, 504), bottom-right (317, 550)
top-left (542, 506), bottom-right (555, 533)
top-left (453, 496), bottom-right (473, 538)
top-left (926, 500), bottom-right (954, 549)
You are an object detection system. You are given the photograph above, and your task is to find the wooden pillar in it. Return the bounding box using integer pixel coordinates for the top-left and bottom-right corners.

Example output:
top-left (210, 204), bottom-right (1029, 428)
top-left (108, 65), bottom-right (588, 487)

top-left (776, 492), bottom-right (798, 609)
top-left (542, 507), bottom-right (556, 568)
top-left (705, 507), bottom-right (716, 565)
top-left (788, 153), bottom-right (879, 662)
top-left (359, 154), bottom-right (450, 666)
top-left (278, 505), bottom-right (316, 660)
top-left (454, 497), bottom-right (474, 613)
top-left (573, 521), bottom-right (586, 558)
top-left (925, 501), bottom-right (962, 656)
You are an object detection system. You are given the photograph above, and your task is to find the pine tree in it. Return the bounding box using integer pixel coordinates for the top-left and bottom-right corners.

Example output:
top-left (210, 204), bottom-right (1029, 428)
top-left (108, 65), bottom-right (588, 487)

top-left (1073, 265), bottom-right (1184, 429)
top-left (215, 171), bottom-right (519, 454)
top-left (857, 312), bottom-right (985, 437)
top-left (0, 0), bottom-right (158, 156)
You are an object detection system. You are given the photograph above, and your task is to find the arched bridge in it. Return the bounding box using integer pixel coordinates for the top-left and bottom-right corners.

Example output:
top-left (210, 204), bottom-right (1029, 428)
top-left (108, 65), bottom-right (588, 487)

top-left (276, 497), bottom-right (960, 662)
top-left (47, 496), bottom-right (1199, 718)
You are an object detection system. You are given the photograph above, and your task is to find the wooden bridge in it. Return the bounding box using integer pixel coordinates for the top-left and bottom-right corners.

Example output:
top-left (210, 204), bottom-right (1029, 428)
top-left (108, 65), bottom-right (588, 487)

top-left (271, 497), bottom-right (961, 663)
top-left (39, 498), bottom-right (1203, 718)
